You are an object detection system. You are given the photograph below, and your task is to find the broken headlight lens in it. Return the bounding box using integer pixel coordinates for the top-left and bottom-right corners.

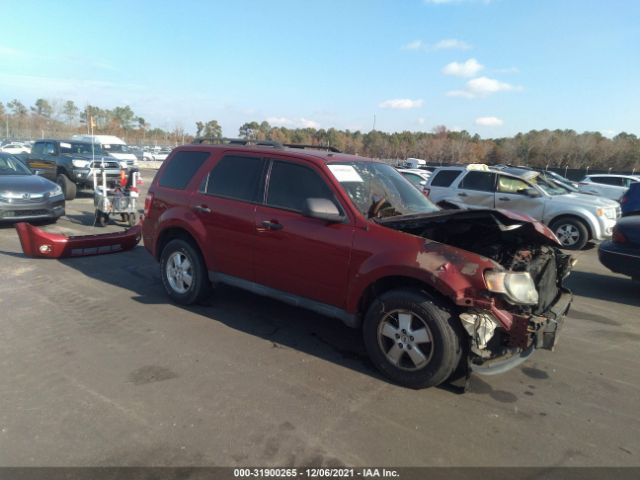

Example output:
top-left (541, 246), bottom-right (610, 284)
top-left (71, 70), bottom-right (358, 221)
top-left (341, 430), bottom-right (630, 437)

top-left (484, 270), bottom-right (539, 305)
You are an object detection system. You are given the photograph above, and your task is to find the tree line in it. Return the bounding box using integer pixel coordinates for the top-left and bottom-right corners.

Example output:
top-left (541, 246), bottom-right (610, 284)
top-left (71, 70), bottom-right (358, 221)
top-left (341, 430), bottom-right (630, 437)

top-left (2, 98), bottom-right (637, 171)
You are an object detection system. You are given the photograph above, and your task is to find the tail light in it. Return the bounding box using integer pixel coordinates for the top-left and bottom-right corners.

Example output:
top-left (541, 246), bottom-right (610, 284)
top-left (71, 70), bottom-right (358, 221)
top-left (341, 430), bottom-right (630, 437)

top-left (620, 194), bottom-right (628, 205)
top-left (612, 227), bottom-right (627, 244)
top-left (423, 188), bottom-right (430, 197)
top-left (144, 192), bottom-right (154, 217)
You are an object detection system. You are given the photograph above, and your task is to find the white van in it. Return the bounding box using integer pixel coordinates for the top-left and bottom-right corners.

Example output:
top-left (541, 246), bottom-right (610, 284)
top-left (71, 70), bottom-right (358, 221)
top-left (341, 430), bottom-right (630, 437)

top-left (404, 157), bottom-right (427, 169)
top-left (72, 135), bottom-right (137, 168)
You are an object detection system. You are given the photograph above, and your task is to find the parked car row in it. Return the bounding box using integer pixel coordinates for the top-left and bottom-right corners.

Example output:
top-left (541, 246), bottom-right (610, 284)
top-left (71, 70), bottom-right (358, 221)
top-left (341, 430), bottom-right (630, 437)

top-left (423, 164), bottom-right (620, 250)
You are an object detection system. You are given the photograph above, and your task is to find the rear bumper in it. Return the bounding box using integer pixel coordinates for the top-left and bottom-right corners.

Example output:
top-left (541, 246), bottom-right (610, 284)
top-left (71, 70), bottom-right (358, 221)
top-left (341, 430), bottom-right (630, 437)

top-left (598, 241), bottom-right (640, 279)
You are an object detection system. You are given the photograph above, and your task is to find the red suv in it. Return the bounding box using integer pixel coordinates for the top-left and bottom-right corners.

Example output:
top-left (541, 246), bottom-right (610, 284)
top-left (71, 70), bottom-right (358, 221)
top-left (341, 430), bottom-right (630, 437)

top-left (142, 141), bottom-right (572, 389)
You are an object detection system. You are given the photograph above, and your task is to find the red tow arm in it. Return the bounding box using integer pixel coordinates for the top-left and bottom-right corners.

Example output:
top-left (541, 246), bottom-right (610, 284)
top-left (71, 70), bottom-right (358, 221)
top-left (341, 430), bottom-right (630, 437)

top-left (15, 222), bottom-right (142, 258)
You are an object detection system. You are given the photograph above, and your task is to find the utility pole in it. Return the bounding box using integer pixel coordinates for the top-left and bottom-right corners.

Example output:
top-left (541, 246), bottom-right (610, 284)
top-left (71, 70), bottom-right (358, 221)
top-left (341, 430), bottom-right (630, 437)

top-left (372, 114), bottom-right (376, 132)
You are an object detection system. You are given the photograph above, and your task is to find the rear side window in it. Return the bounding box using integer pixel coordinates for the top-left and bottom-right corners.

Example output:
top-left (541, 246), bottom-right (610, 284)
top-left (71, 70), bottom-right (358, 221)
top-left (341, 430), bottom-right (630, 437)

top-left (430, 170), bottom-right (461, 187)
top-left (591, 176), bottom-right (622, 186)
top-left (267, 161), bottom-right (340, 213)
top-left (206, 155), bottom-right (264, 202)
top-left (460, 171), bottom-right (496, 192)
top-left (31, 142), bottom-right (44, 155)
top-left (158, 151), bottom-right (209, 190)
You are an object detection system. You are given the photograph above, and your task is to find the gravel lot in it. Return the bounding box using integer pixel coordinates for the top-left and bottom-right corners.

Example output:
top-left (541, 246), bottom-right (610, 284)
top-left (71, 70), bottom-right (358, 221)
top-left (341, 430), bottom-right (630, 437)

top-left (0, 168), bottom-right (638, 467)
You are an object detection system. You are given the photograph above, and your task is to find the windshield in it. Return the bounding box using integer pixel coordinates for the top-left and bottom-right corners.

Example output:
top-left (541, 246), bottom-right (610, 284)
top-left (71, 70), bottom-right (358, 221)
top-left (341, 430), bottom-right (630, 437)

top-left (60, 142), bottom-right (105, 155)
top-left (328, 162), bottom-right (439, 218)
top-left (0, 154), bottom-right (31, 175)
top-left (102, 144), bottom-right (128, 153)
top-left (531, 175), bottom-right (569, 195)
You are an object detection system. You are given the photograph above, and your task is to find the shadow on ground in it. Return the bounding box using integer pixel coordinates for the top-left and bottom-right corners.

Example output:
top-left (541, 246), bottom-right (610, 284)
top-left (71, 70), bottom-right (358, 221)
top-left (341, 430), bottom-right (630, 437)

top-left (566, 270), bottom-right (639, 307)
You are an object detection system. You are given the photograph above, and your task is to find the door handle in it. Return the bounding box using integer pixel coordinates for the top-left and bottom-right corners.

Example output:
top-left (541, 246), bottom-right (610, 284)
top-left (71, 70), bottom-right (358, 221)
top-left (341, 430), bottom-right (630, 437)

top-left (458, 192), bottom-right (468, 197)
top-left (192, 205), bottom-right (211, 213)
top-left (261, 220), bottom-right (283, 231)
top-left (498, 197), bottom-right (510, 201)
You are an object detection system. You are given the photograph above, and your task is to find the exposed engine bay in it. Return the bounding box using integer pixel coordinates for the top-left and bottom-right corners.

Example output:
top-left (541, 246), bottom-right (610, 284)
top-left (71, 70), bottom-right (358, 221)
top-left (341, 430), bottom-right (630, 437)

top-left (377, 209), bottom-right (573, 375)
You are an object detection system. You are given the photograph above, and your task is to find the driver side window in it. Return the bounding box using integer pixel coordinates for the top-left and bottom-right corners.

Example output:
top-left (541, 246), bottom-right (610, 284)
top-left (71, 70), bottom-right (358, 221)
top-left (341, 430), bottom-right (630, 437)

top-left (266, 161), bottom-right (342, 214)
top-left (497, 175), bottom-right (530, 194)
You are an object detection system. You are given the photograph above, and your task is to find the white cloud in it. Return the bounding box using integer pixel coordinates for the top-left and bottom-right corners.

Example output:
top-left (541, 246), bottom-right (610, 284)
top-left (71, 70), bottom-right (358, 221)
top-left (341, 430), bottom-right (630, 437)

top-left (379, 99), bottom-right (424, 110)
top-left (442, 58), bottom-right (484, 77)
top-left (266, 116), bottom-right (294, 126)
top-left (402, 38), bottom-right (471, 52)
top-left (475, 116), bottom-right (503, 127)
top-left (0, 45), bottom-right (25, 58)
top-left (402, 40), bottom-right (426, 50)
top-left (266, 117), bottom-right (320, 129)
top-left (300, 118), bottom-right (320, 129)
top-left (433, 38), bottom-right (472, 50)
top-left (447, 76), bottom-right (521, 98)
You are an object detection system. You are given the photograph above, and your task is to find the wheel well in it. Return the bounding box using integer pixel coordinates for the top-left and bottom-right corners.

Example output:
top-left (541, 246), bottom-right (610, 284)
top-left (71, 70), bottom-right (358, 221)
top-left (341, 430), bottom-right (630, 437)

top-left (549, 214), bottom-right (593, 240)
top-left (357, 275), bottom-right (451, 317)
top-left (155, 227), bottom-right (200, 260)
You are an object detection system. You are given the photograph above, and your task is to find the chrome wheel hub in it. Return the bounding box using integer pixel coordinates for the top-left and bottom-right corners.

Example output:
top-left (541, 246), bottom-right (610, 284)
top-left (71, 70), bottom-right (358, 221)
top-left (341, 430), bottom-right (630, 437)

top-left (555, 224), bottom-right (580, 246)
top-left (377, 310), bottom-right (433, 371)
top-left (166, 251), bottom-right (193, 294)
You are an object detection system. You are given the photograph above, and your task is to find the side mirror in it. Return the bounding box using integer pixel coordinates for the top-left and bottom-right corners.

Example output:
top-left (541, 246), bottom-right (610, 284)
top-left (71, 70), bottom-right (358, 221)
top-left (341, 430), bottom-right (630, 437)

top-left (303, 198), bottom-right (346, 223)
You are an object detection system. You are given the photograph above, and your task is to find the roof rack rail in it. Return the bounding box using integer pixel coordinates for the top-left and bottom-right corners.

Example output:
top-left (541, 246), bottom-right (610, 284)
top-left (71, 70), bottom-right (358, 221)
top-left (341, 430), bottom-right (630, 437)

top-left (283, 143), bottom-right (341, 153)
top-left (192, 137), bottom-right (283, 148)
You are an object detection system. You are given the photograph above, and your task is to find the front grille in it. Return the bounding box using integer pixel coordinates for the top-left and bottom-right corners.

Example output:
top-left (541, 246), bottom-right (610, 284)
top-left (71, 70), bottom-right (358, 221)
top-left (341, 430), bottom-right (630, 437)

top-left (90, 161), bottom-right (120, 169)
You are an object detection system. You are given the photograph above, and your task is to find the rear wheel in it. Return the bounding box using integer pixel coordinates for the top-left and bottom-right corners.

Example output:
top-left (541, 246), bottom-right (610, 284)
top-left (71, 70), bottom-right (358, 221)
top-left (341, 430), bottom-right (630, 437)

top-left (550, 217), bottom-right (589, 250)
top-left (160, 238), bottom-right (211, 305)
top-left (363, 289), bottom-right (463, 389)
top-left (56, 173), bottom-right (77, 201)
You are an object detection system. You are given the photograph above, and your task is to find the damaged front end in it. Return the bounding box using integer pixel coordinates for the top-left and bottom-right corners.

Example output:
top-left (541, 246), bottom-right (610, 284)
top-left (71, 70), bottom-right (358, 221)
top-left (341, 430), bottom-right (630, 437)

top-left (378, 209), bottom-right (574, 376)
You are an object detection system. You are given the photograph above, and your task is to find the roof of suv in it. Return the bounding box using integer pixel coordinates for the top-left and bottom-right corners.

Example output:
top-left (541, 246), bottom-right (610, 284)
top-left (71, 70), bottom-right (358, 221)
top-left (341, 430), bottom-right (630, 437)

top-left (178, 142), bottom-right (380, 167)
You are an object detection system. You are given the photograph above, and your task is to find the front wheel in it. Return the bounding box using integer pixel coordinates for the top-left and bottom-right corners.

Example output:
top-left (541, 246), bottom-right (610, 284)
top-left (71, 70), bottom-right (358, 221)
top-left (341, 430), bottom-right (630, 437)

top-left (550, 217), bottom-right (589, 250)
top-left (57, 174), bottom-right (77, 201)
top-left (363, 289), bottom-right (463, 389)
top-left (160, 239), bottom-right (211, 305)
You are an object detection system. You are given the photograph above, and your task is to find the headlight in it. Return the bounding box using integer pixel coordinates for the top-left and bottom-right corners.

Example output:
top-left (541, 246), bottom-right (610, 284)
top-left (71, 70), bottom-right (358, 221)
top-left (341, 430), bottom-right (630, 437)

top-left (51, 185), bottom-right (63, 197)
top-left (72, 159), bottom-right (90, 168)
top-left (596, 207), bottom-right (617, 220)
top-left (484, 270), bottom-right (539, 305)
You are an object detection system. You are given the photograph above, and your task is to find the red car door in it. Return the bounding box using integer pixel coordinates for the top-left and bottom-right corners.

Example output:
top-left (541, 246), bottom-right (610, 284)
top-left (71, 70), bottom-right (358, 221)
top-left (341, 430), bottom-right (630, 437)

top-left (192, 153), bottom-right (265, 281)
top-left (253, 158), bottom-right (355, 309)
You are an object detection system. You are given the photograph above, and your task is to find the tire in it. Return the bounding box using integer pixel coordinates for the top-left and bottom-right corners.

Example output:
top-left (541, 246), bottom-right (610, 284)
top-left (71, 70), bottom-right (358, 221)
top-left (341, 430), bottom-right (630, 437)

top-left (549, 216), bottom-right (589, 250)
top-left (160, 238), bottom-right (211, 305)
top-left (57, 173), bottom-right (77, 201)
top-left (96, 212), bottom-right (108, 227)
top-left (363, 288), bottom-right (463, 389)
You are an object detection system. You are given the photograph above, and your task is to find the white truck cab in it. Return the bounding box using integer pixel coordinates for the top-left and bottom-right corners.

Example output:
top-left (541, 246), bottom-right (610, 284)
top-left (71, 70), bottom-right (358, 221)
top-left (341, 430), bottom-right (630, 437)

top-left (72, 135), bottom-right (137, 168)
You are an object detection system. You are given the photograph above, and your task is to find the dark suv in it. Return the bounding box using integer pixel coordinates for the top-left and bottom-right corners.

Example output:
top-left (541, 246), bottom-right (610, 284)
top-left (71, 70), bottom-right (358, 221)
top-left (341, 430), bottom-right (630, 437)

top-left (142, 141), bottom-right (573, 389)
top-left (27, 139), bottom-right (122, 200)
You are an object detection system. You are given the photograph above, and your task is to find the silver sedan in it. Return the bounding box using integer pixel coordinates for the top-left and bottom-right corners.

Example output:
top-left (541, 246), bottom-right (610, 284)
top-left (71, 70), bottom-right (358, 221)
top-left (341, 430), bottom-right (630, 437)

top-left (0, 153), bottom-right (65, 222)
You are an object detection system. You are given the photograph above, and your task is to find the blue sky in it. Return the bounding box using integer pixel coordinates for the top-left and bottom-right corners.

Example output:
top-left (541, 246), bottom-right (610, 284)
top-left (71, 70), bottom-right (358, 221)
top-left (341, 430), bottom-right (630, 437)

top-left (1, 0), bottom-right (638, 137)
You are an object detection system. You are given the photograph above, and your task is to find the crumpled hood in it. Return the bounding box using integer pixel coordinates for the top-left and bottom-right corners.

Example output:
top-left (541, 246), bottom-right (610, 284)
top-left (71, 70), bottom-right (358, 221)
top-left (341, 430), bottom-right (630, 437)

top-left (377, 208), bottom-right (561, 246)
